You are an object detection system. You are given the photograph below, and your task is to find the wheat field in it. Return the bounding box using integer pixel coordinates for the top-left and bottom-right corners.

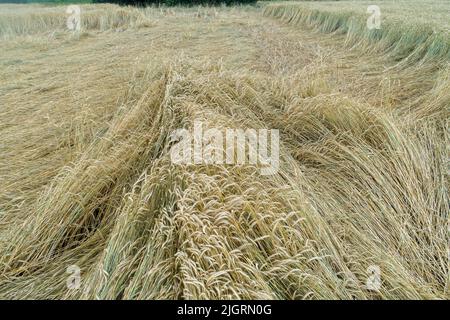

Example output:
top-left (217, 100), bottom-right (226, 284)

top-left (0, 1), bottom-right (448, 299)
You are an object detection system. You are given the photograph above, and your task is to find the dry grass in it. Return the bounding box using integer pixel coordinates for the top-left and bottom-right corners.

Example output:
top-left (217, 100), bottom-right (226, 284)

top-left (263, 1), bottom-right (450, 62)
top-left (0, 4), bottom-right (157, 40)
top-left (264, 0), bottom-right (450, 32)
top-left (0, 2), bottom-right (448, 299)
